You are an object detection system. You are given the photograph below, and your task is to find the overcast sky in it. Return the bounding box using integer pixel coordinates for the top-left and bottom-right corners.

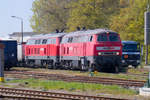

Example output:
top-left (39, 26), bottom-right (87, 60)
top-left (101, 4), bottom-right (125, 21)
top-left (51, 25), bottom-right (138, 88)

top-left (0, 0), bottom-right (34, 37)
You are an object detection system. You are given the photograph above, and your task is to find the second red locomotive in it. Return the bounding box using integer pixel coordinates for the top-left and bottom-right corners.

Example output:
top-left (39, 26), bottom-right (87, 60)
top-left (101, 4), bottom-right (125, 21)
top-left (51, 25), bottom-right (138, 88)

top-left (25, 33), bottom-right (65, 68)
top-left (25, 29), bottom-right (122, 72)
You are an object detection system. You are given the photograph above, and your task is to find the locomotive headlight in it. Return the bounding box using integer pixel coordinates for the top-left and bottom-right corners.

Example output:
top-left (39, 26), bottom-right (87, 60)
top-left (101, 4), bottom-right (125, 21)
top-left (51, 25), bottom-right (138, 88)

top-left (98, 52), bottom-right (102, 55)
top-left (116, 52), bottom-right (119, 55)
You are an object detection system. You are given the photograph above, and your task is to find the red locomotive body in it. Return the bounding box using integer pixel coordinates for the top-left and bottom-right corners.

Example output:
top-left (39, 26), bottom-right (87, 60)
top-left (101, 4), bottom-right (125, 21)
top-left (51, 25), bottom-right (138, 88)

top-left (25, 33), bottom-right (65, 68)
top-left (60, 29), bottom-right (122, 72)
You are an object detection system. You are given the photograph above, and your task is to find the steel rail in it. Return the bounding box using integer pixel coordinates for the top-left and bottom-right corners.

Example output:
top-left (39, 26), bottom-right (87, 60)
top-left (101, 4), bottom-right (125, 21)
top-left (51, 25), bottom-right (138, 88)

top-left (0, 87), bottom-right (130, 100)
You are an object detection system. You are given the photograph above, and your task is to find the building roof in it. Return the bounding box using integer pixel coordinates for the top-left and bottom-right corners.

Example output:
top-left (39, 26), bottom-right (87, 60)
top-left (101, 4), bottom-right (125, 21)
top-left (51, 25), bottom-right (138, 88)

top-left (9, 32), bottom-right (37, 37)
top-left (29, 33), bottom-right (66, 40)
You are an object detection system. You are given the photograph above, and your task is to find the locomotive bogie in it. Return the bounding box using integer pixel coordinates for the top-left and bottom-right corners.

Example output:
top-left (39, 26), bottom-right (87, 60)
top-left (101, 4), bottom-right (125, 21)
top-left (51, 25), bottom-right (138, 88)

top-left (26, 59), bottom-right (55, 68)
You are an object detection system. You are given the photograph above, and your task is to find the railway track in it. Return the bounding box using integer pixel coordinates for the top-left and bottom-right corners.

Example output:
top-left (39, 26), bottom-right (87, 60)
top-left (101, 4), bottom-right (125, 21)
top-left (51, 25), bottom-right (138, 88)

top-left (5, 71), bottom-right (146, 87)
top-left (0, 87), bottom-right (130, 100)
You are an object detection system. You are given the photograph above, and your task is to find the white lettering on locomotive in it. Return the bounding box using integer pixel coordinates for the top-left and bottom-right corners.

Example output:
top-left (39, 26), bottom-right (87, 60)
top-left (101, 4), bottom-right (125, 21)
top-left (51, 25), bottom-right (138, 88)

top-left (96, 46), bottom-right (120, 50)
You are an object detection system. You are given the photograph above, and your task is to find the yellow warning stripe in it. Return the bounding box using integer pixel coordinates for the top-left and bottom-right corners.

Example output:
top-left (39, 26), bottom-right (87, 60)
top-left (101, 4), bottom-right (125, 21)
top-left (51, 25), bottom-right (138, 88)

top-left (0, 77), bottom-right (4, 82)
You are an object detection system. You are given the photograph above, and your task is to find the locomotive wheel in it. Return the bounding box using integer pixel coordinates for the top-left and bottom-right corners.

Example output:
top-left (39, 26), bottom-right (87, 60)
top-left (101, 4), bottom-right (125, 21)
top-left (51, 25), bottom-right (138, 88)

top-left (29, 62), bottom-right (34, 67)
top-left (42, 62), bottom-right (47, 68)
top-left (48, 62), bottom-right (54, 69)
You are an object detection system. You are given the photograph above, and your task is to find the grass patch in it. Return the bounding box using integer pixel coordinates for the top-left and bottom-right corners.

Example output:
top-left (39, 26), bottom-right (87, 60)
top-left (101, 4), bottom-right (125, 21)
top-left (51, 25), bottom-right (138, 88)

top-left (3, 78), bottom-right (137, 96)
top-left (127, 68), bottom-right (149, 75)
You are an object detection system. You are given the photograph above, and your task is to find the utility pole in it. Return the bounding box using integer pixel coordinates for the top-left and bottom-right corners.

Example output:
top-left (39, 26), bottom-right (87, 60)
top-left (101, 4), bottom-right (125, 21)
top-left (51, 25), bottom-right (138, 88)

top-left (11, 16), bottom-right (24, 63)
top-left (11, 16), bottom-right (23, 44)
top-left (145, 0), bottom-right (150, 65)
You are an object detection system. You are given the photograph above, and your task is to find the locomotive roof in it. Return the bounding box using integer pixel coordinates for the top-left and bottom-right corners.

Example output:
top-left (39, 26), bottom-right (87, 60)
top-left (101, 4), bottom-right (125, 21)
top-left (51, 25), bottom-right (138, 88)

top-left (30, 33), bottom-right (66, 40)
top-left (63, 29), bottom-right (117, 37)
top-left (43, 33), bottom-right (66, 38)
top-left (122, 41), bottom-right (139, 44)
top-left (28, 29), bottom-right (117, 40)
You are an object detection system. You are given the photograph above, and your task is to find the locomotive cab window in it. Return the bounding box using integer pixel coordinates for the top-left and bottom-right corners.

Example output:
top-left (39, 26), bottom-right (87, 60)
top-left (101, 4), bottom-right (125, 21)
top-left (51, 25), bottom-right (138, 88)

top-left (109, 34), bottom-right (119, 42)
top-left (97, 34), bottom-right (107, 41)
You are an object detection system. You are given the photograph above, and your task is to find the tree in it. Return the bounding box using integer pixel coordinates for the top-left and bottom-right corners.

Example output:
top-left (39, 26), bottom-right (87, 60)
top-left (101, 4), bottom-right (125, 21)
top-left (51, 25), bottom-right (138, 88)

top-left (30, 0), bottom-right (72, 33)
top-left (110, 0), bottom-right (147, 44)
top-left (66, 0), bottom-right (120, 32)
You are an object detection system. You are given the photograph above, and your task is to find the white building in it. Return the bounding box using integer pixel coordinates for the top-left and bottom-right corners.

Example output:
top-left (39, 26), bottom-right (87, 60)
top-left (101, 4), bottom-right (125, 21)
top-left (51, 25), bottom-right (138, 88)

top-left (9, 32), bottom-right (37, 43)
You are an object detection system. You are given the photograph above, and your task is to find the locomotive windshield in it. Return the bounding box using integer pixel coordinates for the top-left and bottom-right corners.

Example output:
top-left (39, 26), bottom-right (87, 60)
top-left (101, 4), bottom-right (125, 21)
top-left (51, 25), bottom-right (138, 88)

top-left (97, 33), bottom-right (119, 42)
top-left (109, 34), bottom-right (119, 41)
top-left (122, 43), bottom-right (140, 52)
top-left (97, 34), bottom-right (107, 41)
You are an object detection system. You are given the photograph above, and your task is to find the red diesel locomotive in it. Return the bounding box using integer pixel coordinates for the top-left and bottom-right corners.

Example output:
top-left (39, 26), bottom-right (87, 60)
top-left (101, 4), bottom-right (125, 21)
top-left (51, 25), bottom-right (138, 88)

top-left (60, 29), bottom-right (122, 72)
top-left (25, 29), bottom-right (122, 72)
top-left (25, 33), bottom-right (65, 68)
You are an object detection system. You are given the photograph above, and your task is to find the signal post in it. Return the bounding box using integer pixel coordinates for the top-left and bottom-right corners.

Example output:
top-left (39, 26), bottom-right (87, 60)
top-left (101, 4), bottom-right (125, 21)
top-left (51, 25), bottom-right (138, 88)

top-left (145, 10), bottom-right (150, 64)
top-left (0, 44), bottom-right (4, 82)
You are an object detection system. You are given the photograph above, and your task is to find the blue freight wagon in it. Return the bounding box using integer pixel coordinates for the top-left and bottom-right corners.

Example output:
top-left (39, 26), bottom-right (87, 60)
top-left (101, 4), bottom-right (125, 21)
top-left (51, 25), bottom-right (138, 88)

top-left (121, 41), bottom-right (141, 68)
top-left (0, 40), bottom-right (17, 70)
